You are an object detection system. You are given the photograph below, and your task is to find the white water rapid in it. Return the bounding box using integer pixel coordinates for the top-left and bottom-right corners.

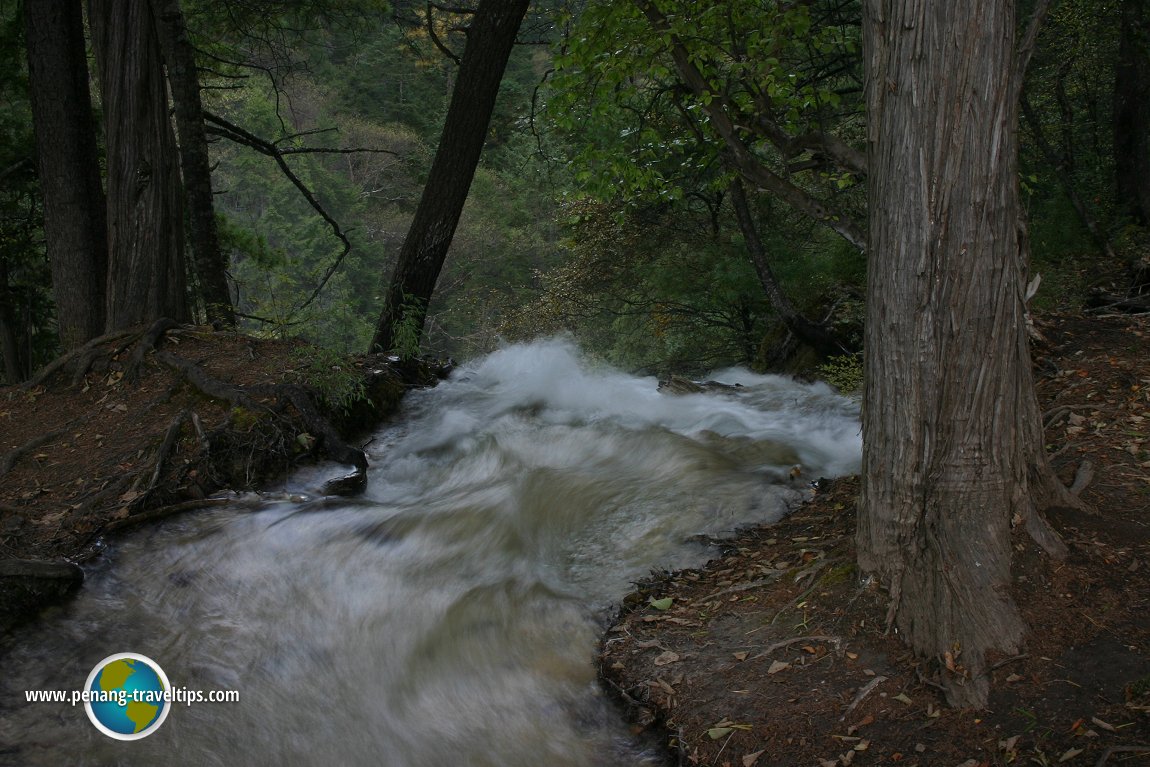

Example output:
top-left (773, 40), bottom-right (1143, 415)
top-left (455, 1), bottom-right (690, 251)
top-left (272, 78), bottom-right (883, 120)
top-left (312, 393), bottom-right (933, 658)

top-left (0, 338), bottom-right (860, 766)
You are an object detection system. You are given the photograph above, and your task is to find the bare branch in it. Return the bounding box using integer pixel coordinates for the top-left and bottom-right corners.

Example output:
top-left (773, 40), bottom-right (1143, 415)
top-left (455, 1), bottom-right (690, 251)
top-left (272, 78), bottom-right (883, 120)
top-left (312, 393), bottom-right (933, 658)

top-left (203, 111), bottom-right (352, 319)
top-left (426, 0), bottom-right (463, 65)
top-left (1015, 0), bottom-right (1054, 100)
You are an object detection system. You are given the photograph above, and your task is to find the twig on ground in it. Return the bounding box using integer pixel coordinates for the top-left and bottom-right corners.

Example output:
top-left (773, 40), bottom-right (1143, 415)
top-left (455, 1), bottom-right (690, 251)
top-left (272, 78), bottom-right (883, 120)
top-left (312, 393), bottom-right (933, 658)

top-left (1094, 745), bottom-right (1150, 767)
top-left (699, 573), bottom-right (784, 603)
top-left (750, 635), bottom-right (843, 661)
top-left (841, 675), bottom-right (887, 719)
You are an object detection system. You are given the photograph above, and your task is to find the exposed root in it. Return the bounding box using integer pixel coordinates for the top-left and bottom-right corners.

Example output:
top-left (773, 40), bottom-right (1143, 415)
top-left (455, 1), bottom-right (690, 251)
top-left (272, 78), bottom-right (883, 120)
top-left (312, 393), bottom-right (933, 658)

top-left (142, 410), bottom-right (190, 499)
top-left (20, 329), bottom-right (136, 390)
top-left (123, 317), bottom-right (181, 382)
top-left (1069, 459), bottom-right (1095, 496)
top-left (0, 428), bottom-right (67, 477)
top-left (103, 498), bottom-right (232, 533)
top-left (154, 349), bottom-right (262, 410)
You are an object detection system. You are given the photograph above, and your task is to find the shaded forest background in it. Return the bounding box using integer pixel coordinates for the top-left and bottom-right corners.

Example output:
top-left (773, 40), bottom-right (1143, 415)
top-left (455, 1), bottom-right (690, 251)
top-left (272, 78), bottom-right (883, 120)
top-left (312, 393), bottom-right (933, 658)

top-left (0, 0), bottom-right (1145, 382)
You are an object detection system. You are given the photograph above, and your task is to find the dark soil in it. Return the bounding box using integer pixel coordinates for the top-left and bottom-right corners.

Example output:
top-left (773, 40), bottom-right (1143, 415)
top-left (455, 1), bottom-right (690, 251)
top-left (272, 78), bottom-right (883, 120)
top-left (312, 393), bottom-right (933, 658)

top-left (0, 323), bottom-right (445, 629)
top-left (601, 313), bottom-right (1150, 767)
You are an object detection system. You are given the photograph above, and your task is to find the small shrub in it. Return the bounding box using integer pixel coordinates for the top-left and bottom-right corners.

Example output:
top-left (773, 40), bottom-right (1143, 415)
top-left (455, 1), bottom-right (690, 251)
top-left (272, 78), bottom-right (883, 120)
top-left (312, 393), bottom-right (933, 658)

top-left (288, 346), bottom-right (366, 415)
top-left (817, 353), bottom-right (863, 394)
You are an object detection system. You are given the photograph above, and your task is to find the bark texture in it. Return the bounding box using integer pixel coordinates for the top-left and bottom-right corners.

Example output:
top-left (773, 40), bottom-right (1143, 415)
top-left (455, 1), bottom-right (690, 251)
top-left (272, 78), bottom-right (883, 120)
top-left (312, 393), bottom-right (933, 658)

top-left (89, 0), bottom-right (188, 330)
top-left (370, 0), bottom-right (531, 353)
top-left (1115, 0), bottom-right (1150, 226)
top-left (151, 0), bottom-right (235, 327)
top-left (23, 0), bottom-right (108, 349)
top-left (859, 0), bottom-right (1062, 707)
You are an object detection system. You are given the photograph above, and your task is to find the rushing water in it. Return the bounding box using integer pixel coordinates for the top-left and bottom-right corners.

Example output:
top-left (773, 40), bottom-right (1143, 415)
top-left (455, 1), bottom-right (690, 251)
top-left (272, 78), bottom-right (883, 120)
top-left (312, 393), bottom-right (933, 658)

top-left (0, 339), bottom-right (860, 767)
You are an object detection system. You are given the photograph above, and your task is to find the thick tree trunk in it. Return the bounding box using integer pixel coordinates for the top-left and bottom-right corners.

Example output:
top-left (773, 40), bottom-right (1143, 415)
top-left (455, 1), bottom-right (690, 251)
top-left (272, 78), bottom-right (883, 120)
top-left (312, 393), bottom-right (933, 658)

top-left (859, 0), bottom-right (1068, 708)
top-left (728, 179), bottom-right (844, 357)
top-left (1115, 0), bottom-right (1150, 226)
top-left (89, 0), bottom-right (188, 331)
top-left (0, 259), bottom-right (26, 383)
top-left (369, 0), bottom-right (531, 354)
top-left (150, 0), bottom-right (235, 327)
top-left (23, 0), bottom-right (108, 349)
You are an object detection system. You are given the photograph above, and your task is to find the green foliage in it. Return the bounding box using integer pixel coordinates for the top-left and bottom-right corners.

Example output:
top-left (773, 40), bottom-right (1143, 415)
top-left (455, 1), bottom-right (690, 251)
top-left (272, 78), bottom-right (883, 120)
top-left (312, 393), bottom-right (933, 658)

top-left (816, 354), bottom-right (863, 395)
top-left (0, 4), bottom-right (55, 381)
top-left (390, 292), bottom-right (424, 361)
top-left (287, 345), bottom-right (366, 415)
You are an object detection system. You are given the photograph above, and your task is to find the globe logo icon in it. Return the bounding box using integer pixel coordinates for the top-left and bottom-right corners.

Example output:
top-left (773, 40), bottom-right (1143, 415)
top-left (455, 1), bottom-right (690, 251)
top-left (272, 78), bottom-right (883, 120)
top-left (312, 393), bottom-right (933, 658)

top-left (83, 653), bottom-right (171, 740)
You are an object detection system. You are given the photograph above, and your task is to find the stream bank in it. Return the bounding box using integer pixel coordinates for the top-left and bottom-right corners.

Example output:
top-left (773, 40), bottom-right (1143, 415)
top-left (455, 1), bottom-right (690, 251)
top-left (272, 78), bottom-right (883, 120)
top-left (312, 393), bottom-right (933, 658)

top-left (600, 313), bottom-right (1150, 766)
top-left (0, 323), bottom-right (447, 629)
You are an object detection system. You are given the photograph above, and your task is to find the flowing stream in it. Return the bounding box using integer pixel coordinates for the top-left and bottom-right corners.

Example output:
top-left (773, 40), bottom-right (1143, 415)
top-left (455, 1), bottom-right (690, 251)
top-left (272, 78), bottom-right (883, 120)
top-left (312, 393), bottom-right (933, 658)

top-left (0, 339), bottom-right (860, 766)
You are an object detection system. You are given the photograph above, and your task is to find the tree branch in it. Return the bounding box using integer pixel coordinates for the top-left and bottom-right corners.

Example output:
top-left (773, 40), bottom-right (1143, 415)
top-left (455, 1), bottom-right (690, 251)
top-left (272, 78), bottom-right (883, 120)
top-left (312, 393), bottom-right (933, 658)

top-left (1015, 0), bottom-right (1053, 101)
top-left (203, 111), bottom-right (351, 319)
top-left (633, 0), bottom-right (866, 252)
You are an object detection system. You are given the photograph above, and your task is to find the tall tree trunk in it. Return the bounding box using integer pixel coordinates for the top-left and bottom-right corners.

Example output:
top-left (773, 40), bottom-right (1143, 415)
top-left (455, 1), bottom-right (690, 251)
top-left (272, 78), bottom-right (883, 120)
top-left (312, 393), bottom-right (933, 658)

top-left (150, 0), bottom-right (235, 327)
top-left (369, 0), bottom-right (531, 354)
top-left (0, 259), bottom-right (27, 383)
top-left (859, 0), bottom-right (1068, 708)
top-left (1115, 0), bottom-right (1150, 226)
top-left (23, 0), bottom-right (108, 349)
top-left (89, 0), bottom-right (188, 331)
top-left (728, 179), bottom-right (844, 357)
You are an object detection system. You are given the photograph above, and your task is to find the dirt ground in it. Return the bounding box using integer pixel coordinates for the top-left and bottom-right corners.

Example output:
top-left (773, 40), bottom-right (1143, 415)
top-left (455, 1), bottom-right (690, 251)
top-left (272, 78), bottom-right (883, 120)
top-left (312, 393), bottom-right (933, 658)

top-left (600, 313), bottom-right (1150, 767)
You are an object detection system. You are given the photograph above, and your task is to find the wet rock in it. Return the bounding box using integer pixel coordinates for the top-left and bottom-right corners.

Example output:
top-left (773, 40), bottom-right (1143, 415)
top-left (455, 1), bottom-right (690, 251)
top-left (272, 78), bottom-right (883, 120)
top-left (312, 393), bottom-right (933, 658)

top-left (321, 468), bottom-right (367, 496)
top-left (657, 376), bottom-right (744, 395)
top-left (0, 558), bottom-right (84, 630)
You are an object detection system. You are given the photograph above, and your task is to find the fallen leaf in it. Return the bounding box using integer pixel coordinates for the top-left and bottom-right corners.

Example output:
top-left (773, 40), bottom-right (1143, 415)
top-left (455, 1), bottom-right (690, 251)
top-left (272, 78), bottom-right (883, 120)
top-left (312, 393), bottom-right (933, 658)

top-left (707, 727), bottom-right (733, 740)
top-left (893, 692), bottom-right (913, 705)
top-left (742, 750), bottom-right (765, 766)
top-left (649, 597), bottom-right (673, 611)
top-left (733, 652), bottom-right (748, 661)
top-left (845, 651), bottom-right (859, 660)
top-left (653, 650), bottom-right (680, 666)
top-left (767, 660), bottom-right (790, 674)
top-left (1059, 747), bottom-right (1084, 762)
top-left (1090, 716), bottom-right (1117, 732)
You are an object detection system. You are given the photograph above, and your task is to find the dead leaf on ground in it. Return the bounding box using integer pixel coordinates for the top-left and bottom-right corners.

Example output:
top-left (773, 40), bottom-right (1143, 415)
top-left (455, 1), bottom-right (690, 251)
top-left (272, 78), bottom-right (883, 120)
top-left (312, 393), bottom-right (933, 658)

top-left (653, 650), bottom-right (680, 666)
top-left (767, 660), bottom-right (790, 674)
top-left (742, 749), bottom-right (765, 766)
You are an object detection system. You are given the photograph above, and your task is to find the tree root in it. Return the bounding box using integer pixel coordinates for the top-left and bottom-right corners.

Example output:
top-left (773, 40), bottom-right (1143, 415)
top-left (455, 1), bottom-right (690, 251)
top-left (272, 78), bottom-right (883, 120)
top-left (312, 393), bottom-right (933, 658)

top-left (1069, 459), bottom-right (1095, 496)
top-left (123, 317), bottom-right (181, 382)
top-left (21, 329), bottom-right (137, 390)
top-left (0, 428), bottom-right (67, 478)
top-left (153, 348), bottom-right (367, 474)
top-left (103, 498), bottom-right (233, 534)
top-left (141, 409), bottom-right (190, 499)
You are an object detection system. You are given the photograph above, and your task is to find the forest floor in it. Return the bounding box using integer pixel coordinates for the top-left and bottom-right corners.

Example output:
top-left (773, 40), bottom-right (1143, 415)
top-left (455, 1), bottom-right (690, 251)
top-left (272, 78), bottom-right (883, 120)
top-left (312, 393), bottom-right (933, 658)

top-left (601, 312), bottom-right (1150, 767)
